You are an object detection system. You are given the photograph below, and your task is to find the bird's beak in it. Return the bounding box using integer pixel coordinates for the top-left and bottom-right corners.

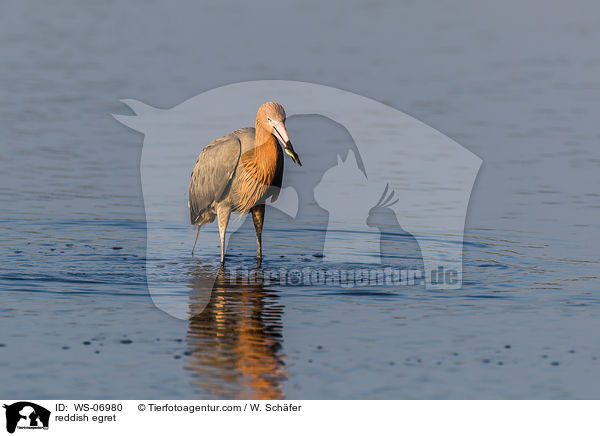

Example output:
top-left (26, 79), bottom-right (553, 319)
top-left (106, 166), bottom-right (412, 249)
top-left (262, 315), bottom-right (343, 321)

top-left (273, 122), bottom-right (302, 166)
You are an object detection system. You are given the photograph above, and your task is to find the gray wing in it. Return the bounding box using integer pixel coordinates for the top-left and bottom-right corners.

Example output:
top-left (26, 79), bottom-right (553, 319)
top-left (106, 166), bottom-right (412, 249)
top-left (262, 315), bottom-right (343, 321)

top-left (189, 134), bottom-right (241, 224)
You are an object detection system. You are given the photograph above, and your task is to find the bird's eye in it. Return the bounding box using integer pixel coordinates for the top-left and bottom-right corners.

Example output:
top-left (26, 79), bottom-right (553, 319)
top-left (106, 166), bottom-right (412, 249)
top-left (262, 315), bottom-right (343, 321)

top-left (267, 117), bottom-right (272, 122)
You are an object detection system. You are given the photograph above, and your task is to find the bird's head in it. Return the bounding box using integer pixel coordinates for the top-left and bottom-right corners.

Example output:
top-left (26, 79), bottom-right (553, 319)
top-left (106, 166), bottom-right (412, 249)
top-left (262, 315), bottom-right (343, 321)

top-left (258, 102), bottom-right (302, 166)
top-left (366, 184), bottom-right (399, 228)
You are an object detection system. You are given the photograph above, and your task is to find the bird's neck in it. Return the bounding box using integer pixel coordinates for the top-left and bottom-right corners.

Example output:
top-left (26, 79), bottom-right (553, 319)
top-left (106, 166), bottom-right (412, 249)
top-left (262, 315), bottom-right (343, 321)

top-left (236, 124), bottom-right (280, 212)
top-left (251, 124), bottom-right (280, 177)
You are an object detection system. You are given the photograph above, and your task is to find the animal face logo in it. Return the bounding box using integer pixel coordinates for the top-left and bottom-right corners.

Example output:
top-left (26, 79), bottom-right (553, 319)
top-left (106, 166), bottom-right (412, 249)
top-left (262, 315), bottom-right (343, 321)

top-left (114, 80), bottom-right (481, 319)
top-left (3, 402), bottom-right (50, 434)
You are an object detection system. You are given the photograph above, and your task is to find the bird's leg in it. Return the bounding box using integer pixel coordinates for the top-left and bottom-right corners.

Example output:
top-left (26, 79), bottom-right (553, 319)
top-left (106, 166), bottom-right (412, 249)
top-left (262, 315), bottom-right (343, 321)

top-left (251, 204), bottom-right (265, 261)
top-left (191, 225), bottom-right (200, 256)
top-left (217, 207), bottom-right (231, 264)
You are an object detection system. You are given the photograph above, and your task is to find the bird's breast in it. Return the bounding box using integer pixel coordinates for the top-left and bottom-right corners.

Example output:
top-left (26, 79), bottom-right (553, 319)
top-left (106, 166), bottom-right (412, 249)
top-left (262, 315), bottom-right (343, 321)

top-left (232, 143), bottom-right (281, 212)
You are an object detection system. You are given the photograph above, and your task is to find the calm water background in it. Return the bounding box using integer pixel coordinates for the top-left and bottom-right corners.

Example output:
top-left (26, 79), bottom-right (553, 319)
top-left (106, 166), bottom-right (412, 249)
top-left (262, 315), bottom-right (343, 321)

top-left (1, 0), bottom-right (600, 399)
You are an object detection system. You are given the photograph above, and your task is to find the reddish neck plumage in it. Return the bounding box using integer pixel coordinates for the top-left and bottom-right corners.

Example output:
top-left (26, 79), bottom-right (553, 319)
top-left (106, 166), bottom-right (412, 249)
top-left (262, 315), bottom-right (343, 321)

top-left (252, 118), bottom-right (279, 177)
top-left (236, 118), bottom-right (279, 212)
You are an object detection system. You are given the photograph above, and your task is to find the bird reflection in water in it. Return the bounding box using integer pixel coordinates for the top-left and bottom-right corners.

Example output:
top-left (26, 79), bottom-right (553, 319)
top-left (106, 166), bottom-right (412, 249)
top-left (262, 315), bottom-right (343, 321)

top-left (186, 264), bottom-right (286, 399)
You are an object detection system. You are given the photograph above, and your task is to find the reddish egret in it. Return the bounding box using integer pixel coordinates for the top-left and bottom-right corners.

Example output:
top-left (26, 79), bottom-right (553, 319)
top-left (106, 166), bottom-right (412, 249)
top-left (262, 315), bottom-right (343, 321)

top-left (189, 102), bottom-right (301, 263)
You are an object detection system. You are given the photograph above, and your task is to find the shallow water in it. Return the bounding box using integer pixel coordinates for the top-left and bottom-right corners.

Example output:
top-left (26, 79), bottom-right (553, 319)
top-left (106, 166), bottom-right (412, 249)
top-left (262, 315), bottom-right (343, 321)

top-left (2, 0), bottom-right (600, 399)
